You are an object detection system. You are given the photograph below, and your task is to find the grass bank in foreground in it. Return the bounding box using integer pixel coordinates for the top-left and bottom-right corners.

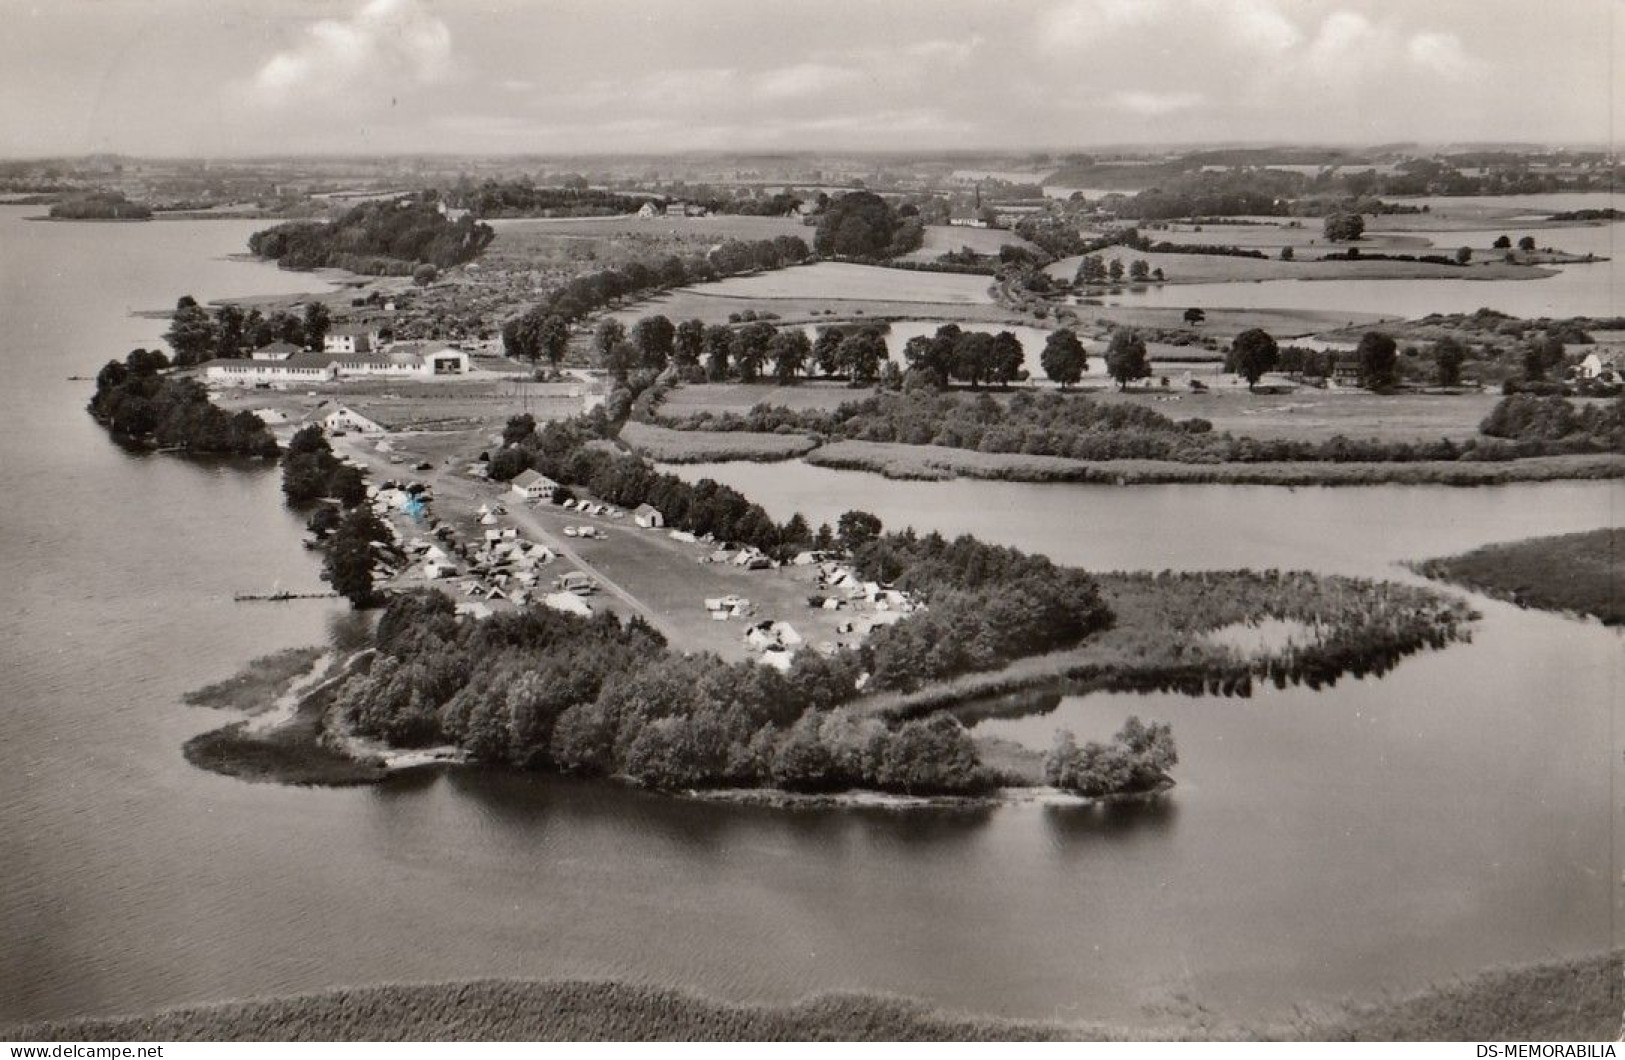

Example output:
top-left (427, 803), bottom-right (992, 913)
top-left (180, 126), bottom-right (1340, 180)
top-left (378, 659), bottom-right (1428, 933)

top-left (183, 646), bottom-right (326, 714)
top-left (803, 439), bottom-right (1625, 486)
top-left (8, 951), bottom-right (1617, 1041)
top-left (1413, 527), bottom-right (1623, 626)
top-left (618, 420), bottom-right (818, 462)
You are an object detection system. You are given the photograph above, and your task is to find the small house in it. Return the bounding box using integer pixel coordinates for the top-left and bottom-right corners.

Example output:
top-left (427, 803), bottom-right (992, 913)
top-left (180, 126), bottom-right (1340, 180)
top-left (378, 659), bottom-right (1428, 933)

top-left (250, 341), bottom-right (303, 361)
top-left (634, 503), bottom-right (664, 529)
top-left (323, 405), bottom-right (386, 435)
top-left (323, 323), bottom-right (380, 355)
top-left (637, 202), bottom-right (659, 219)
top-left (510, 468), bottom-right (558, 501)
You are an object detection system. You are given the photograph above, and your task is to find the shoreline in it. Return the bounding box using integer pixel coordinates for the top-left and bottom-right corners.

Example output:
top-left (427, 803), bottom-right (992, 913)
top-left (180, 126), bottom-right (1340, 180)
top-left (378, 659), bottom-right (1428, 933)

top-left (8, 949), bottom-right (1618, 1041)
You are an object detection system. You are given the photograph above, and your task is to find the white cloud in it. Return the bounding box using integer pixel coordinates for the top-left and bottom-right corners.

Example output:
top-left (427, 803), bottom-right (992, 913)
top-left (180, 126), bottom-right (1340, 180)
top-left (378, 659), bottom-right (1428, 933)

top-left (250, 0), bottom-right (452, 107)
top-left (1211, 0), bottom-right (1301, 53)
top-left (1408, 31), bottom-right (1477, 80)
top-left (753, 62), bottom-right (862, 101)
top-left (1110, 89), bottom-right (1204, 115)
top-left (1038, 0), bottom-right (1168, 51)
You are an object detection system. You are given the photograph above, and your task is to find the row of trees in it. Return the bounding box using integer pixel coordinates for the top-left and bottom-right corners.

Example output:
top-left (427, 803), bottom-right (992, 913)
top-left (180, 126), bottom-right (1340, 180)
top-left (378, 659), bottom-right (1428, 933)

top-left (163, 296), bottom-right (331, 367)
top-left (502, 236), bottom-right (811, 364)
top-left (1073, 254), bottom-right (1160, 285)
top-left (88, 349), bottom-right (278, 456)
top-left (279, 426), bottom-right (392, 607)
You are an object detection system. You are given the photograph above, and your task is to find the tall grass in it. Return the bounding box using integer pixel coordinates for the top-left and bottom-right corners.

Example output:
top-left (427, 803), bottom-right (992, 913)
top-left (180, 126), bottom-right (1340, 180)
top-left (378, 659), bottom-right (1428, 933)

top-left (1412, 527), bottom-right (1623, 626)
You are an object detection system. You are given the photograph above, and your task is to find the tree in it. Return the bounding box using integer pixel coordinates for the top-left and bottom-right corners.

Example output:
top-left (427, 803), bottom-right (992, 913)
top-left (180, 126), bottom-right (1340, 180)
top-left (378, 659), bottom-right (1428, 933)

top-left (1128, 258), bottom-right (1150, 281)
top-left (1107, 257), bottom-right (1125, 281)
top-left (814, 328), bottom-right (845, 377)
top-left (674, 319), bottom-right (706, 370)
top-left (323, 507), bottom-right (387, 609)
top-left (733, 322), bottom-right (775, 382)
top-left (950, 331), bottom-right (995, 389)
top-left (836, 510), bottom-right (883, 552)
top-left (1279, 245), bottom-right (1294, 261)
top-left (1323, 212), bottom-right (1364, 242)
top-left (593, 318), bottom-right (626, 363)
top-left (302, 302), bottom-right (331, 350)
top-left (1454, 246), bottom-right (1472, 265)
top-left (164, 296), bottom-right (217, 367)
top-left (1517, 235), bottom-right (1536, 252)
top-left (703, 324), bottom-right (732, 380)
top-left (631, 314), bottom-right (676, 370)
top-left (988, 331), bottom-right (1026, 388)
top-left (1229, 327), bottom-right (1279, 391)
top-left (1493, 235), bottom-right (1512, 249)
top-left (538, 315), bottom-right (571, 369)
top-left (1105, 329), bottom-right (1150, 391)
top-left (1040, 328), bottom-right (1087, 388)
top-left (1074, 254), bottom-right (1108, 284)
top-left (813, 191), bottom-right (903, 258)
top-left (412, 263), bottom-right (438, 286)
top-left (1356, 331), bottom-right (1399, 390)
top-left (1432, 336), bottom-right (1467, 387)
top-left (1182, 307), bottom-right (1206, 326)
top-left (768, 328), bottom-right (811, 383)
top-left (839, 333), bottom-right (884, 385)
top-left (212, 304), bottom-right (247, 361)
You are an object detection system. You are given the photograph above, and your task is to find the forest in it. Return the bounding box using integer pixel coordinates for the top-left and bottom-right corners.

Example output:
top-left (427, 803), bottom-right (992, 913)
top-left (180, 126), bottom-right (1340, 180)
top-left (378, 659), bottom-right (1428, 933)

top-left (248, 197), bottom-right (495, 274)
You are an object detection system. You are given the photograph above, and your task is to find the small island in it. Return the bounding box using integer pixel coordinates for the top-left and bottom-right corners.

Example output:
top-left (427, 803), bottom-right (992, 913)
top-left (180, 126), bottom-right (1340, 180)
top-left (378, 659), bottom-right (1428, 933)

top-left (46, 191), bottom-right (152, 220)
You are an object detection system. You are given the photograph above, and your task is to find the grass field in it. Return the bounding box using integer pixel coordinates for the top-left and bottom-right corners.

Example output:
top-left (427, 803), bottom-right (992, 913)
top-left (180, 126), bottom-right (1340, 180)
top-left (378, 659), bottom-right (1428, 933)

top-left (1413, 527), bottom-right (1623, 625)
top-left (1047, 250), bottom-right (1553, 286)
top-left (659, 382), bottom-right (880, 416)
top-left (671, 261), bottom-right (996, 304)
top-left (619, 420), bottom-right (819, 462)
top-left (487, 214), bottom-right (808, 242)
top-left (215, 377), bottom-right (587, 435)
top-left (804, 439), bottom-right (1625, 486)
top-left (12, 951), bottom-right (1617, 1041)
top-left (897, 223), bottom-right (1039, 263)
top-left (1087, 389), bottom-right (1506, 444)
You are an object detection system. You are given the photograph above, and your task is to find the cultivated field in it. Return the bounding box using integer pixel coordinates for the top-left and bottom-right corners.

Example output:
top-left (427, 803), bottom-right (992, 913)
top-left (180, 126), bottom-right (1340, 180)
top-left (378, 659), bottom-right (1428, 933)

top-left (216, 377), bottom-right (587, 435)
top-left (619, 420), bottom-right (819, 462)
top-left (1046, 250), bottom-right (1552, 286)
top-left (897, 223), bottom-right (1039, 263)
top-left (1086, 389), bottom-right (1507, 444)
top-left (659, 382), bottom-right (879, 417)
top-left (674, 261), bottom-right (997, 303)
top-left (486, 214), bottom-right (808, 242)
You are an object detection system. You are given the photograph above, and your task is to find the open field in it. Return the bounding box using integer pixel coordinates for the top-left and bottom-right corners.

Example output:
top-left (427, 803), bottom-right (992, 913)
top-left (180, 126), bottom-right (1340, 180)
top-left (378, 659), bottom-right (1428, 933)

top-left (1048, 250), bottom-right (1554, 286)
top-left (659, 381), bottom-right (879, 416)
top-left (1086, 389), bottom-right (1506, 444)
top-left (665, 261), bottom-right (995, 304)
top-left (486, 214), bottom-right (808, 242)
top-left (11, 950), bottom-right (1617, 1041)
top-left (897, 223), bottom-right (1039, 263)
top-left (804, 439), bottom-right (1625, 486)
top-left (1413, 527), bottom-right (1623, 625)
top-left (619, 420), bottom-right (818, 462)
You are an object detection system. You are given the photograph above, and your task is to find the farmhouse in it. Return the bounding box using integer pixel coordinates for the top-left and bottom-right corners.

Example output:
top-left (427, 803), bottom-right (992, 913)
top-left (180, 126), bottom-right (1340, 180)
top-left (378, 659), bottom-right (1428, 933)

top-left (323, 405), bottom-right (386, 435)
top-left (634, 503), bottom-right (664, 529)
top-left (637, 202), bottom-right (659, 219)
top-left (1577, 352), bottom-right (1621, 381)
top-left (510, 468), bottom-right (559, 501)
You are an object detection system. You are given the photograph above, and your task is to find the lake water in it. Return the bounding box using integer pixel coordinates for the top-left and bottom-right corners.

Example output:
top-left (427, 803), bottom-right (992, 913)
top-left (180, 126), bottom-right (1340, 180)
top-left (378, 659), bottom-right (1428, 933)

top-left (3, 205), bottom-right (1622, 1029)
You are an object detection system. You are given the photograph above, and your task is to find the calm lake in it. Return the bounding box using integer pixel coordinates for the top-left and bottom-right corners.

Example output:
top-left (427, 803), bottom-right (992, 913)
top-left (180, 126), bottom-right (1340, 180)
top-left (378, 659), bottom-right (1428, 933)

top-left (1, 205), bottom-right (1621, 1028)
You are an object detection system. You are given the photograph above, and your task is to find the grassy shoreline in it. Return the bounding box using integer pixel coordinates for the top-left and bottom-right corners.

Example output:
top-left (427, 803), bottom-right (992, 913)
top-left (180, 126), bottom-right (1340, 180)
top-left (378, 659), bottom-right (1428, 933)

top-left (1412, 527), bottom-right (1624, 625)
top-left (788, 438), bottom-right (1624, 486)
top-left (8, 950), bottom-right (1617, 1041)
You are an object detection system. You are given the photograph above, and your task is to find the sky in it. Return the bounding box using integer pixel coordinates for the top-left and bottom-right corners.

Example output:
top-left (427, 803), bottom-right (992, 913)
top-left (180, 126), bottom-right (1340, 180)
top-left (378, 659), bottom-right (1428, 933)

top-left (0, 0), bottom-right (1620, 157)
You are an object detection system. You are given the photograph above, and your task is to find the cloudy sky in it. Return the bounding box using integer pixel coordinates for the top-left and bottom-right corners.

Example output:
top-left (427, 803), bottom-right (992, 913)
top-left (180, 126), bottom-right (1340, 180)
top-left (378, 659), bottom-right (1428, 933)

top-left (2, 0), bottom-right (1620, 157)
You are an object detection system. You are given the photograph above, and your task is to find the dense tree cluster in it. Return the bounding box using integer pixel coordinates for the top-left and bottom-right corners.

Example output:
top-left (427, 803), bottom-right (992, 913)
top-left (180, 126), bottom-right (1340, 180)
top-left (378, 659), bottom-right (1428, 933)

top-left (899, 324), bottom-right (1027, 389)
top-left (847, 530), bottom-right (1113, 692)
top-left (1479, 394), bottom-right (1625, 452)
top-left (49, 191), bottom-right (152, 219)
top-left (332, 590), bottom-right (993, 795)
top-left (1045, 717), bottom-right (1177, 797)
top-left (813, 191), bottom-right (924, 259)
top-left (502, 236), bottom-right (810, 362)
top-left (163, 295), bottom-right (329, 367)
top-left (441, 183), bottom-right (656, 218)
top-left (1227, 328), bottom-right (1280, 390)
top-left (87, 349), bottom-right (278, 456)
top-left (249, 197), bottom-right (494, 275)
top-left (281, 425), bottom-right (365, 506)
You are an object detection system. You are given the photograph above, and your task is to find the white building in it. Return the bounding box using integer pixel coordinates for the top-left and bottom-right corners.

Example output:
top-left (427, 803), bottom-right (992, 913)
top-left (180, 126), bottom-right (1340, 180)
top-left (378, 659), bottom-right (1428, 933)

top-left (250, 341), bottom-right (303, 361)
top-left (510, 468), bottom-right (559, 501)
top-left (637, 202), bottom-right (659, 219)
top-left (323, 324), bottom-right (381, 355)
top-left (204, 358), bottom-right (337, 387)
top-left (634, 503), bottom-right (664, 529)
top-left (1577, 352), bottom-right (1621, 381)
